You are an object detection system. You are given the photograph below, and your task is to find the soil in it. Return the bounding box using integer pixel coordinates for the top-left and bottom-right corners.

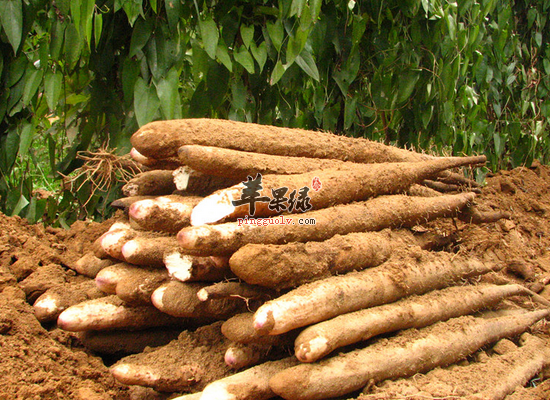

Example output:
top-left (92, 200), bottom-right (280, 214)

top-left (1, 161), bottom-right (550, 399)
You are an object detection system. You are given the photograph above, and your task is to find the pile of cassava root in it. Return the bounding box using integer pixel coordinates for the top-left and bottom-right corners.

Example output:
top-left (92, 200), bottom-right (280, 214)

top-left (36, 119), bottom-right (550, 400)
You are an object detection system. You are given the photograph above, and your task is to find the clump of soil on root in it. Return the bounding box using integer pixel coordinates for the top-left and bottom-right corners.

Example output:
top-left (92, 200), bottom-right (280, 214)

top-left (2, 163), bottom-right (550, 399)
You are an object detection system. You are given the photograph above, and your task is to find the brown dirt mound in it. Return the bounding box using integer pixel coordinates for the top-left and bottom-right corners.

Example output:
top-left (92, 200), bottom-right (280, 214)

top-left (1, 162), bottom-right (550, 399)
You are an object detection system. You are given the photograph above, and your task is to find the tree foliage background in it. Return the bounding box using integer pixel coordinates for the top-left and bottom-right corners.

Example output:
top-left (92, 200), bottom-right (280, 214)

top-left (0, 0), bottom-right (549, 224)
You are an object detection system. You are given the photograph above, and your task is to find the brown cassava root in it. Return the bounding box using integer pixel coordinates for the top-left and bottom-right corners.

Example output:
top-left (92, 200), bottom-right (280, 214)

top-left (229, 230), bottom-right (402, 289)
top-left (253, 250), bottom-right (501, 335)
top-left (122, 169), bottom-right (177, 197)
top-left (128, 194), bottom-right (202, 233)
top-left (33, 280), bottom-right (105, 322)
top-left (131, 118), bottom-right (432, 163)
top-left (199, 356), bottom-right (300, 400)
top-left (177, 144), bottom-right (368, 179)
top-left (268, 310), bottom-right (550, 400)
top-left (151, 280), bottom-right (246, 319)
top-left (178, 193), bottom-right (476, 255)
top-left (57, 295), bottom-right (186, 331)
top-left (294, 283), bottom-right (538, 362)
top-left (190, 156), bottom-right (486, 225)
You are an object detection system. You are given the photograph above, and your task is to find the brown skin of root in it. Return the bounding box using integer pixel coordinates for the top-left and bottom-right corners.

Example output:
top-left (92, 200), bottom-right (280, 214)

top-left (111, 196), bottom-right (157, 211)
top-left (73, 252), bottom-right (116, 278)
top-left (229, 231), bottom-right (394, 289)
top-left (129, 195), bottom-right (201, 233)
top-left (293, 283), bottom-right (531, 363)
top-left (131, 118), bottom-right (432, 163)
top-left (178, 145), bottom-right (361, 180)
top-left (122, 235), bottom-right (181, 267)
top-left (198, 281), bottom-right (277, 301)
top-left (458, 206), bottom-right (511, 224)
top-left (115, 268), bottom-right (170, 305)
top-left (154, 281), bottom-right (247, 319)
top-left (122, 170), bottom-right (176, 197)
top-left (33, 280), bottom-right (105, 323)
top-left (253, 250), bottom-right (502, 335)
top-left (57, 295), bottom-right (186, 331)
top-left (269, 310), bottom-right (550, 400)
top-left (205, 156), bottom-right (485, 221)
top-left (178, 193), bottom-right (476, 256)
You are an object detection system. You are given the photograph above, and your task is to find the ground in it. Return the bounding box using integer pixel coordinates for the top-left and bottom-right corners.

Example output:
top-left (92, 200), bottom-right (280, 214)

top-left (1, 162), bottom-right (550, 400)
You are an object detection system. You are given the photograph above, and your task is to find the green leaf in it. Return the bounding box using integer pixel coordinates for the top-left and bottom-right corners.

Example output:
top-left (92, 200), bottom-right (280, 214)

top-left (286, 28), bottom-right (308, 66)
top-left (165, 0), bottom-right (182, 30)
top-left (267, 20), bottom-right (284, 52)
top-left (129, 18), bottom-right (152, 58)
top-left (122, 57), bottom-right (140, 107)
top-left (535, 31), bottom-right (542, 48)
top-left (396, 70), bottom-right (420, 105)
top-left (150, 0), bottom-right (157, 13)
top-left (189, 80), bottom-right (210, 117)
top-left (250, 41), bottom-right (267, 73)
top-left (83, 0), bottom-right (95, 47)
top-left (18, 121), bottom-right (34, 160)
top-left (44, 69), bottom-right (62, 111)
top-left (50, 20), bottom-right (65, 61)
top-left (0, 0), bottom-right (23, 53)
top-left (207, 63), bottom-right (230, 111)
top-left (155, 67), bottom-right (179, 119)
top-left (231, 79), bottom-right (246, 110)
top-left (344, 97), bottom-right (357, 130)
top-left (25, 197), bottom-right (47, 224)
top-left (93, 11), bottom-right (103, 48)
top-left (64, 23), bottom-right (83, 70)
top-left (199, 17), bottom-right (219, 59)
top-left (234, 46), bottom-right (255, 74)
top-left (7, 55), bottom-right (27, 87)
top-left (0, 127), bottom-right (19, 173)
top-left (71, 0), bottom-right (83, 33)
top-left (240, 25), bottom-right (254, 49)
top-left (351, 15), bottom-right (367, 47)
top-left (295, 50), bottom-right (319, 81)
top-left (289, 0), bottom-right (306, 17)
top-left (216, 43), bottom-right (233, 72)
top-left (134, 77), bottom-right (160, 127)
top-left (270, 60), bottom-right (287, 85)
top-left (311, 0), bottom-right (322, 21)
top-left (22, 67), bottom-right (44, 106)
top-left (10, 194), bottom-right (29, 217)
top-left (123, 0), bottom-right (144, 26)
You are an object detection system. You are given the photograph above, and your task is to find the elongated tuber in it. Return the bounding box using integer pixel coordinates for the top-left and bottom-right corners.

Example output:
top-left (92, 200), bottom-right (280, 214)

top-left (178, 193), bottom-right (476, 255)
top-left (200, 356), bottom-right (300, 400)
top-left (221, 313), bottom-right (295, 346)
top-left (269, 309), bottom-right (550, 400)
top-left (121, 235), bottom-right (181, 267)
top-left (33, 279), bottom-right (105, 322)
top-left (197, 281), bottom-right (277, 302)
top-left (163, 252), bottom-right (232, 282)
top-left (294, 283), bottom-right (537, 362)
top-left (73, 252), bottom-right (116, 278)
top-left (229, 230), bottom-right (396, 289)
top-left (177, 144), bottom-right (359, 179)
top-left (191, 156), bottom-right (486, 225)
top-left (253, 250), bottom-right (502, 335)
top-left (128, 195), bottom-right (202, 233)
top-left (57, 295), bottom-right (186, 331)
top-left (131, 119), bottom-right (431, 163)
top-left (151, 280), bottom-right (246, 319)
top-left (122, 169), bottom-right (177, 197)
